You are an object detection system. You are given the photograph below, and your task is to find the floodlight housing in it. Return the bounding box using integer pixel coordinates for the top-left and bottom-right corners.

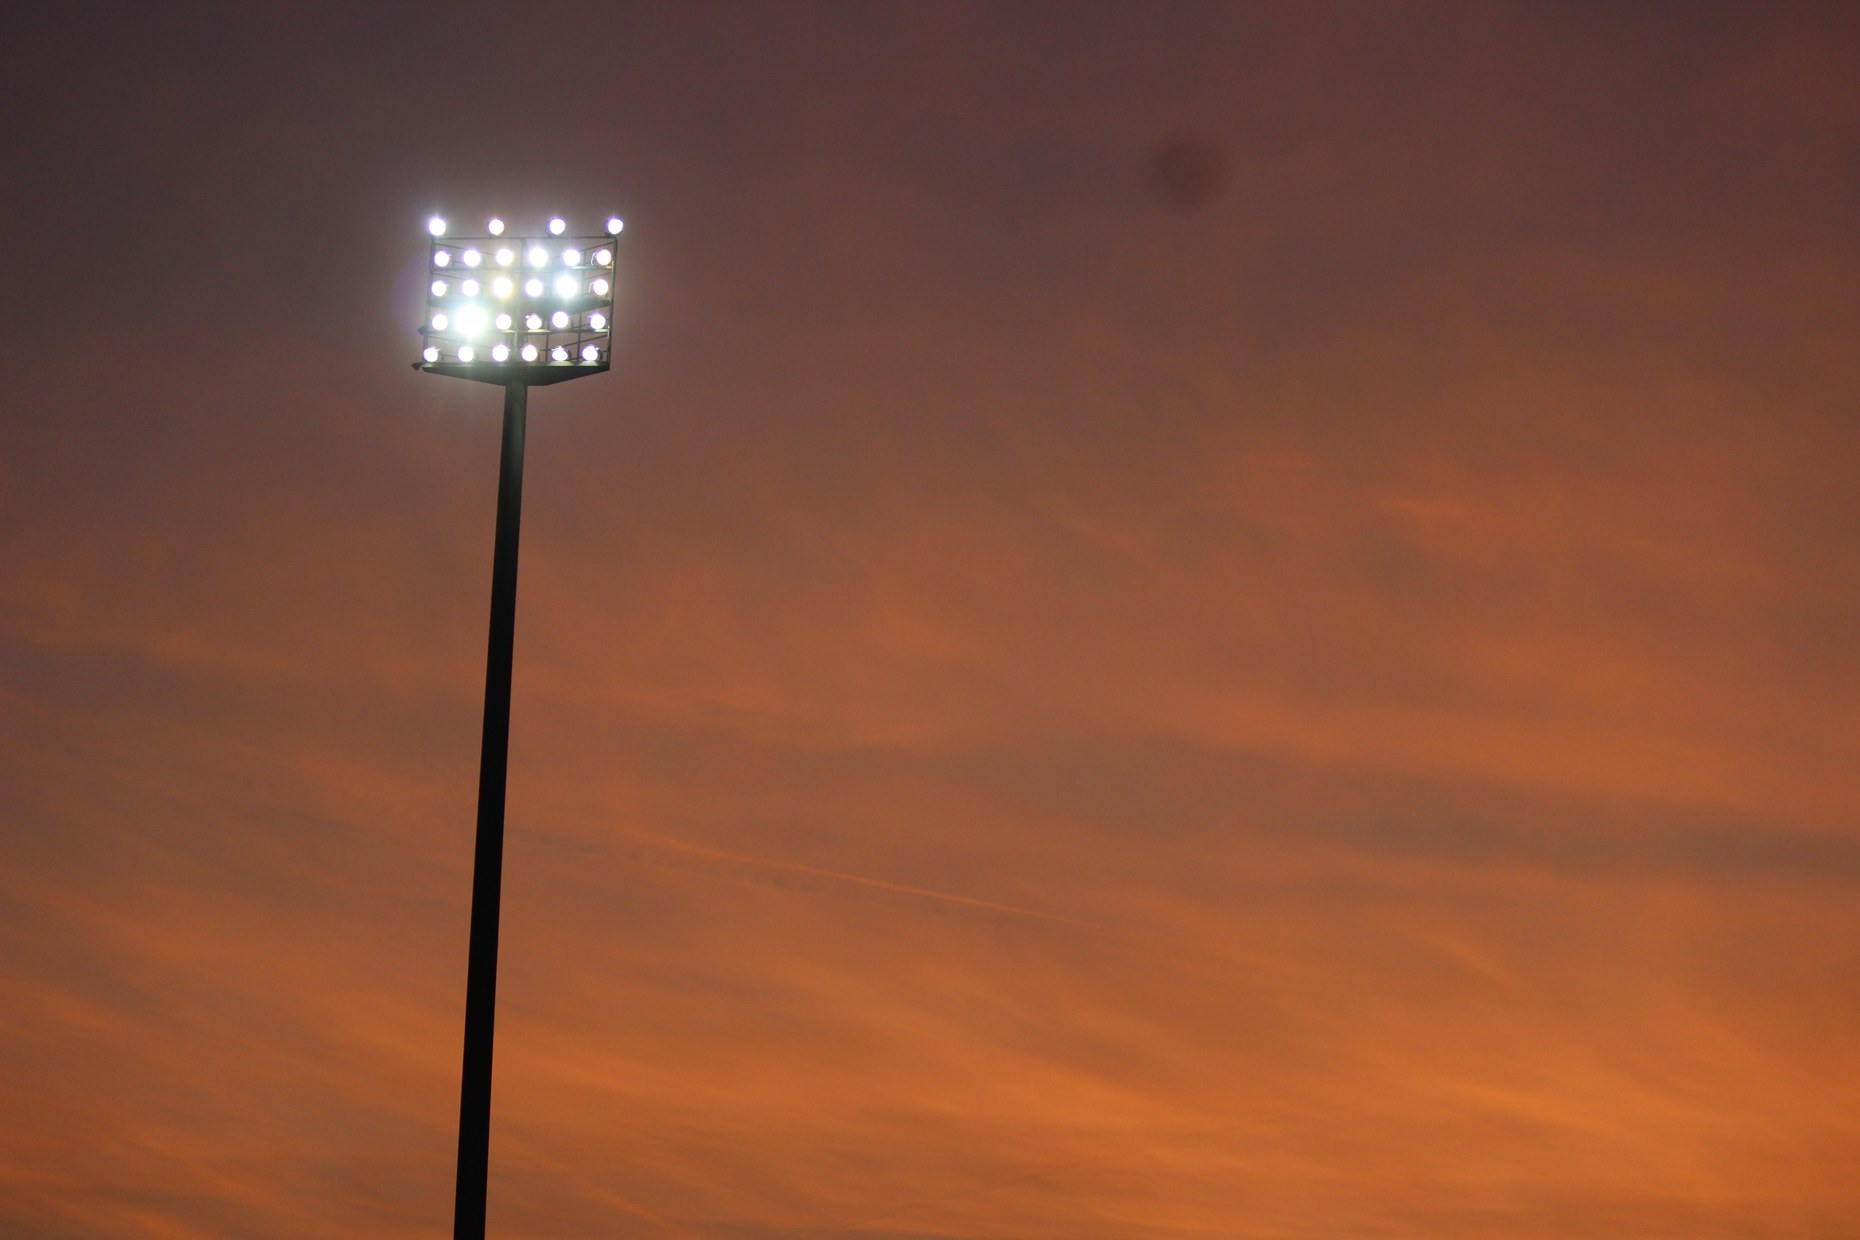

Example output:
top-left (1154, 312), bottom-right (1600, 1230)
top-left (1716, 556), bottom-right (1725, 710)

top-left (416, 215), bottom-right (618, 385)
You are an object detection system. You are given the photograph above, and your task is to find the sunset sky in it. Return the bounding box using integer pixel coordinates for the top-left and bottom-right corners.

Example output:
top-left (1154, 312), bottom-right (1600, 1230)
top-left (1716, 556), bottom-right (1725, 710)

top-left (3, 3), bottom-right (1858, 1237)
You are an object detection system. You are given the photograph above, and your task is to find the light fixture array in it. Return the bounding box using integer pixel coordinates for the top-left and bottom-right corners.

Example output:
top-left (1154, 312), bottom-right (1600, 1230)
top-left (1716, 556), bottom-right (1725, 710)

top-left (417, 215), bottom-right (622, 381)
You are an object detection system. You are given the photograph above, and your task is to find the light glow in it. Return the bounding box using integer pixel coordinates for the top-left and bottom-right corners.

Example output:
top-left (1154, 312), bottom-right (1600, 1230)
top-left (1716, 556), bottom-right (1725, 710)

top-left (590, 277), bottom-right (610, 296)
top-left (456, 304), bottom-right (488, 338)
top-left (606, 217), bottom-right (624, 234)
top-left (463, 249), bottom-right (482, 267)
top-left (431, 280), bottom-right (448, 297)
top-left (548, 217), bottom-right (566, 235)
top-left (554, 274), bottom-right (577, 298)
top-left (525, 313), bottom-right (543, 330)
top-left (551, 346), bottom-right (569, 362)
top-left (527, 246), bottom-right (548, 267)
top-left (520, 343), bottom-right (539, 362)
top-left (595, 248), bottom-right (612, 266)
top-left (487, 217), bottom-right (505, 236)
top-left (563, 248), bottom-right (582, 266)
top-left (551, 310), bottom-right (570, 329)
top-left (524, 277), bottom-right (544, 297)
top-left (581, 344), bottom-right (600, 362)
top-left (434, 251), bottom-right (451, 267)
top-left (428, 215), bottom-right (447, 236)
top-left (495, 247), bottom-right (515, 266)
top-left (492, 276), bottom-right (513, 298)
top-left (461, 279), bottom-right (480, 296)
top-left (494, 312), bottom-right (512, 331)
top-left (423, 346), bottom-right (439, 363)
top-left (588, 312), bottom-right (607, 330)
top-left (431, 312), bottom-right (449, 331)
top-left (457, 345), bottom-right (475, 362)
top-left (491, 343), bottom-right (510, 362)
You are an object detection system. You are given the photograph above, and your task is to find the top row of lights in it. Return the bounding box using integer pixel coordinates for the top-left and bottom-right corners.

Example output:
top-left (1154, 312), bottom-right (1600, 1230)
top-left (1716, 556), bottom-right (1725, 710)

top-left (429, 215), bottom-right (623, 238)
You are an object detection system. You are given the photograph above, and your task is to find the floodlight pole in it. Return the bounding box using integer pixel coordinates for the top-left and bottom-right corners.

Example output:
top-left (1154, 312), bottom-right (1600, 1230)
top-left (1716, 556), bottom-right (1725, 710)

top-left (454, 378), bottom-right (527, 1240)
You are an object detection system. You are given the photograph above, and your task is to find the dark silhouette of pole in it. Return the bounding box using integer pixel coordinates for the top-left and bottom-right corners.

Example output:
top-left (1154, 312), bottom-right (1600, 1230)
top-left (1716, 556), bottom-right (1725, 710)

top-left (454, 379), bottom-right (527, 1240)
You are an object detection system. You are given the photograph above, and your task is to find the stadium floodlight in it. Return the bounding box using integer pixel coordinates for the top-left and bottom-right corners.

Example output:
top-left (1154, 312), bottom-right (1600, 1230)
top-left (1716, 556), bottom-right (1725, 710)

top-left (412, 212), bottom-right (620, 1240)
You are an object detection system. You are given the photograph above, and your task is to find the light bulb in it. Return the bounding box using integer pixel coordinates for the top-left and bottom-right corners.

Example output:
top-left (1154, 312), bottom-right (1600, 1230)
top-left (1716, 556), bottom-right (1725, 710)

top-left (525, 313), bottom-right (543, 330)
top-left (422, 346), bottom-right (439, 363)
top-left (520, 343), bottom-right (539, 362)
top-left (495, 247), bottom-right (515, 266)
top-left (548, 217), bottom-right (566, 235)
top-left (590, 277), bottom-right (610, 297)
top-left (434, 251), bottom-right (451, 267)
top-left (428, 215), bottom-right (447, 236)
top-left (605, 217), bottom-right (623, 234)
top-left (527, 246), bottom-right (548, 267)
top-left (524, 277), bottom-right (544, 297)
top-left (551, 309), bottom-right (569, 329)
top-left (431, 312), bottom-right (448, 331)
top-left (581, 344), bottom-right (600, 362)
top-left (595, 248), bottom-right (612, 266)
top-left (487, 217), bottom-right (505, 236)
top-left (463, 249), bottom-right (482, 267)
top-left (492, 276), bottom-right (513, 298)
top-left (554, 274), bottom-right (577, 298)
top-left (457, 345), bottom-right (475, 362)
top-left (431, 279), bottom-right (448, 297)
top-left (461, 279), bottom-right (479, 296)
top-left (491, 343), bottom-right (510, 362)
top-left (456, 304), bottom-right (487, 337)
top-left (588, 312), bottom-right (606, 330)
top-left (494, 312), bottom-right (512, 331)
top-left (563, 248), bottom-right (582, 266)
top-left (550, 345), bottom-right (568, 362)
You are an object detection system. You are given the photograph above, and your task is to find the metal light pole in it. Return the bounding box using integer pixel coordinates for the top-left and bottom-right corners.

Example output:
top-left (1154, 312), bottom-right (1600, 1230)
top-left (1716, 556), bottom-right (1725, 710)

top-left (415, 211), bottom-right (623, 1240)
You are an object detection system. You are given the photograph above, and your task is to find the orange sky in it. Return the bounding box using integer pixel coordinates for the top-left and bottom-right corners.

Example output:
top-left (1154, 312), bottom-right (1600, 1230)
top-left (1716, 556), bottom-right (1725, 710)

top-left (3, 3), bottom-right (1858, 1237)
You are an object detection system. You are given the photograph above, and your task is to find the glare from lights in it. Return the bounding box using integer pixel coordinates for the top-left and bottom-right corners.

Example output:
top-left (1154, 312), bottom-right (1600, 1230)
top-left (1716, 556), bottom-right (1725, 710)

top-left (551, 346), bottom-right (569, 362)
top-left (434, 251), bottom-right (451, 267)
top-left (461, 279), bottom-right (480, 296)
top-left (605, 217), bottom-right (623, 234)
top-left (554, 274), bottom-right (577, 298)
top-left (492, 276), bottom-right (513, 298)
top-left (551, 310), bottom-right (569, 329)
top-left (563, 248), bottom-right (582, 266)
top-left (527, 246), bottom-right (548, 267)
top-left (521, 343), bottom-right (539, 362)
top-left (431, 312), bottom-right (449, 331)
top-left (428, 215), bottom-right (447, 236)
top-left (548, 217), bottom-right (566, 235)
top-left (595, 248), bottom-right (612, 266)
top-left (524, 277), bottom-right (544, 297)
top-left (494, 312), bottom-right (512, 331)
top-left (589, 312), bottom-right (607, 331)
top-left (581, 344), bottom-right (600, 363)
top-left (590, 277), bottom-right (610, 296)
top-left (456, 304), bottom-right (488, 338)
top-left (457, 345), bottom-right (475, 362)
top-left (491, 343), bottom-right (510, 362)
top-left (423, 346), bottom-right (440, 363)
top-left (487, 217), bottom-right (505, 236)
top-left (463, 249), bottom-right (482, 267)
top-left (495, 247), bottom-right (515, 266)
top-left (524, 313), bottom-right (543, 330)
top-left (431, 279), bottom-right (448, 297)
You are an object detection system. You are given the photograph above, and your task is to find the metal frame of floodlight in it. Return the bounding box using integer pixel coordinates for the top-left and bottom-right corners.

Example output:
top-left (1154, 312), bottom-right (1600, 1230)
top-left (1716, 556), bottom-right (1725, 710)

top-left (415, 212), bottom-right (622, 1240)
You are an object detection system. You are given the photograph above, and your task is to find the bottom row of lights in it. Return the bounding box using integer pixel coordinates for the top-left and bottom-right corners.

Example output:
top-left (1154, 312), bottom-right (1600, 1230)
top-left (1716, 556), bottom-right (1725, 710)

top-left (422, 344), bottom-right (602, 364)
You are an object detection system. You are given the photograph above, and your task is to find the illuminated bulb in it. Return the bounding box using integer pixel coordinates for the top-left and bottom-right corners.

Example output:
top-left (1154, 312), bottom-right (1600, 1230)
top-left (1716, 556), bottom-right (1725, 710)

top-left (595, 248), bottom-right (612, 266)
top-left (463, 249), bottom-right (482, 267)
top-left (457, 345), bottom-right (475, 362)
top-left (431, 312), bottom-right (449, 331)
top-left (524, 277), bottom-right (544, 297)
top-left (551, 309), bottom-right (569, 329)
top-left (520, 343), bottom-right (539, 362)
top-left (422, 346), bottom-right (439, 363)
top-left (491, 343), bottom-right (510, 362)
top-left (458, 305), bottom-right (490, 338)
top-left (495, 247), bottom-right (515, 266)
top-left (590, 277), bottom-right (610, 296)
top-left (428, 215), bottom-right (447, 236)
top-left (527, 246), bottom-right (548, 267)
top-left (581, 344), bottom-right (600, 362)
top-left (494, 312), bottom-right (512, 331)
top-left (434, 251), bottom-right (451, 267)
top-left (550, 345), bottom-right (569, 362)
top-left (605, 216), bottom-right (623, 234)
top-left (563, 248), bottom-right (582, 266)
top-left (431, 279), bottom-right (447, 297)
top-left (461, 279), bottom-right (480, 296)
top-left (487, 217), bottom-right (505, 236)
top-left (525, 313), bottom-right (543, 330)
top-left (554, 273), bottom-right (577, 298)
top-left (588, 311), bottom-right (606, 330)
top-left (548, 217), bottom-right (566, 235)
top-left (492, 275), bottom-right (513, 298)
